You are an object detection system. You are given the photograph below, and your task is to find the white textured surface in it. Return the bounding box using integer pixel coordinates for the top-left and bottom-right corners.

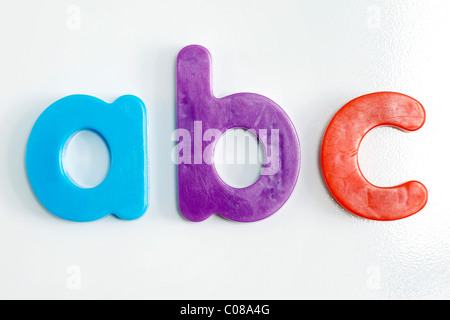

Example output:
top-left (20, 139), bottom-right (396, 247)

top-left (0, 0), bottom-right (449, 299)
top-left (214, 128), bottom-right (265, 188)
top-left (63, 130), bottom-right (111, 188)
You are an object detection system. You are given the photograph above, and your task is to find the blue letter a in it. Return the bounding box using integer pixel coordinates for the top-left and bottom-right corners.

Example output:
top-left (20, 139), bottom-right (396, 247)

top-left (26, 95), bottom-right (148, 222)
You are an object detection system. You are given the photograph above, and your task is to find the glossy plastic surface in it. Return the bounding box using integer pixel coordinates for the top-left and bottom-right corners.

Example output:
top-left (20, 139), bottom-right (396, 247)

top-left (26, 94), bottom-right (148, 222)
top-left (322, 92), bottom-right (428, 221)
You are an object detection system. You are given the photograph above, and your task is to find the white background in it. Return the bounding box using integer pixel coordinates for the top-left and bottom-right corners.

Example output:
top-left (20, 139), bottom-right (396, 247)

top-left (0, 0), bottom-right (449, 299)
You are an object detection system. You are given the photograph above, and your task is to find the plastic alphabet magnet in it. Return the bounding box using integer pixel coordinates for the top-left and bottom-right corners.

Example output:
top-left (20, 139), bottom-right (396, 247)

top-left (26, 95), bottom-right (148, 222)
top-left (176, 45), bottom-right (301, 222)
top-left (321, 92), bottom-right (428, 221)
